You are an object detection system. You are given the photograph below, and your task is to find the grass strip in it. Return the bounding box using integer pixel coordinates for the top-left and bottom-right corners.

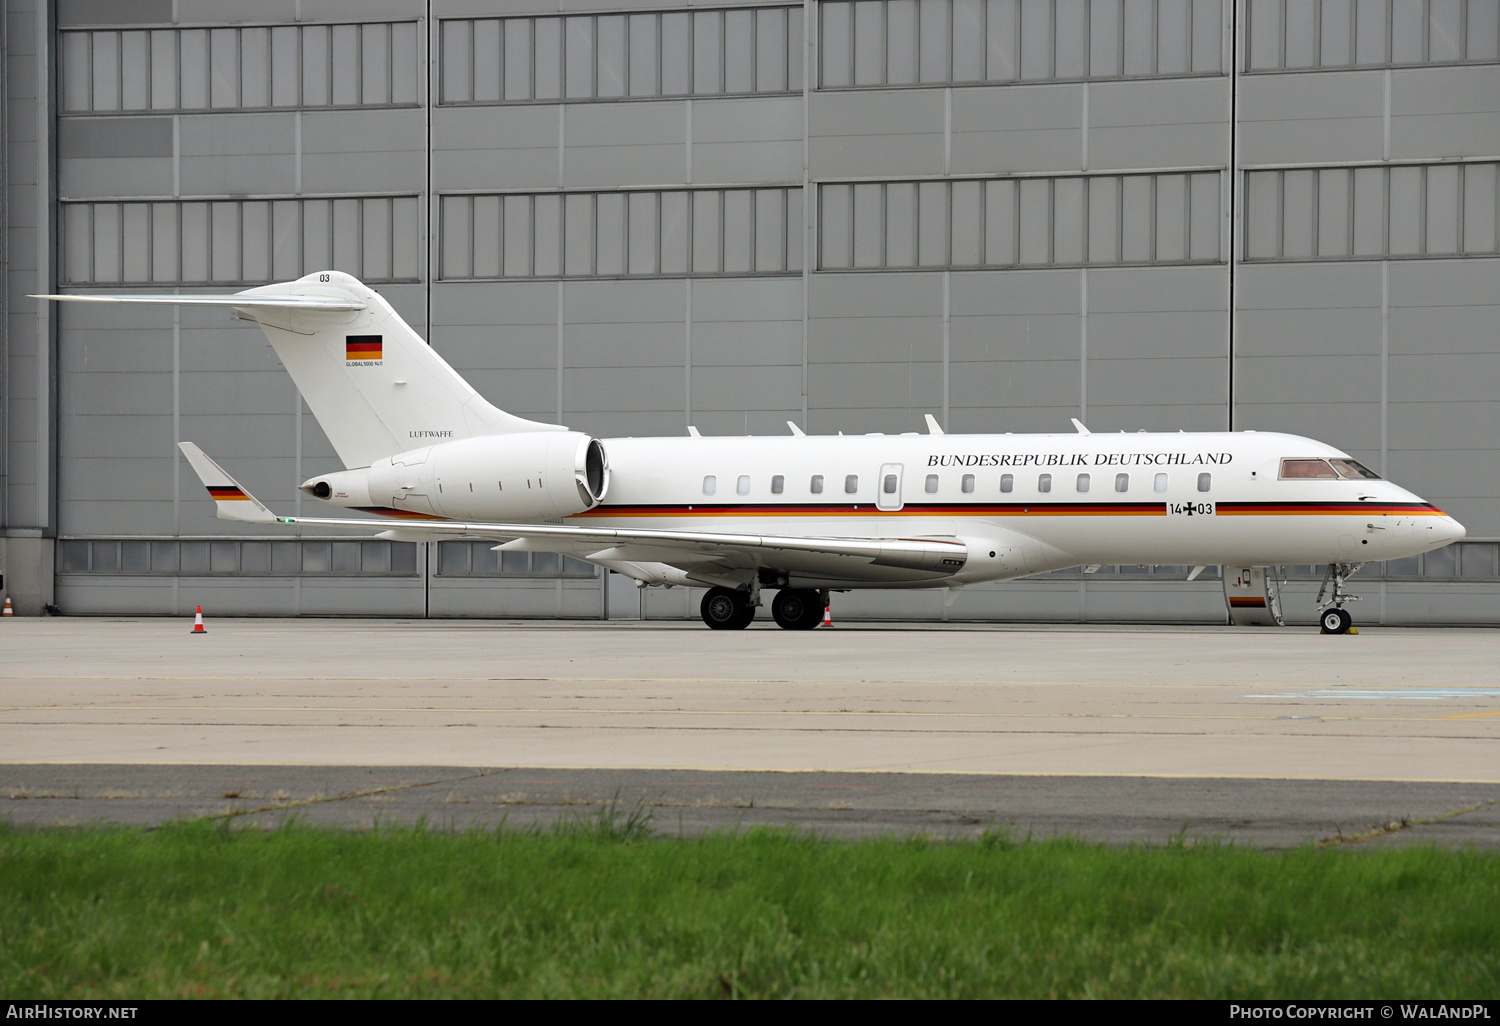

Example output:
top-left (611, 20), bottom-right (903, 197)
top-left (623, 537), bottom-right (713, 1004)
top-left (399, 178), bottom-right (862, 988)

top-left (1, 814), bottom-right (1497, 999)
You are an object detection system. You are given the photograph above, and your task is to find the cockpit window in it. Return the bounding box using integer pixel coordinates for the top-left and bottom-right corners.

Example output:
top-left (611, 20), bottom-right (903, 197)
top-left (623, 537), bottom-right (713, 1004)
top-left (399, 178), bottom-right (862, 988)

top-left (1280, 458), bottom-right (1382, 481)
top-left (1279, 459), bottom-right (1339, 479)
top-left (1329, 458), bottom-right (1381, 480)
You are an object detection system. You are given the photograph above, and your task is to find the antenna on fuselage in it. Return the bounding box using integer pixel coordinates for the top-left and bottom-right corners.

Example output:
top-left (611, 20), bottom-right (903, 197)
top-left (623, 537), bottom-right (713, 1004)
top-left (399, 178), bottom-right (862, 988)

top-left (1071, 418), bottom-right (1091, 435)
top-left (787, 421), bottom-right (805, 437)
top-left (924, 414), bottom-right (944, 435)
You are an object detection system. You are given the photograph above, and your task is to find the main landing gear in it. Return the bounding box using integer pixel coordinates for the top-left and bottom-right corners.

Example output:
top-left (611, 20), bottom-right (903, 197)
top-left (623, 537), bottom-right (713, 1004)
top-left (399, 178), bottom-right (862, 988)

top-left (770, 588), bottom-right (826, 631)
top-left (1316, 562), bottom-right (1365, 635)
top-left (700, 586), bottom-right (755, 630)
top-left (699, 586), bottom-right (830, 630)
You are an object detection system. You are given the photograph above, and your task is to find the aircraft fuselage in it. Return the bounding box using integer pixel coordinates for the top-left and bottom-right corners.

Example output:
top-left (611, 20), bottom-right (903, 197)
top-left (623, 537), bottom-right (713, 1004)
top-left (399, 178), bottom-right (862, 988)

top-left (564, 430), bottom-right (1461, 587)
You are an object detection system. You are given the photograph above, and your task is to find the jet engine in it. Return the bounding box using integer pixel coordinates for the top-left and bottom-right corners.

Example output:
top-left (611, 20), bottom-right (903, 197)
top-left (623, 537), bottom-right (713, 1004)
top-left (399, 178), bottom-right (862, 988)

top-left (301, 431), bottom-right (608, 521)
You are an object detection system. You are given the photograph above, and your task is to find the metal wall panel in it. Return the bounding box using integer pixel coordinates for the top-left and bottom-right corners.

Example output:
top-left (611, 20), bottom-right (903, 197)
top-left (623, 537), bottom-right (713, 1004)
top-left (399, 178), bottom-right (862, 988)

top-left (301, 108), bottom-right (426, 194)
top-left (690, 96), bottom-right (803, 184)
top-left (431, 280), bottom-right (561, 424)
top-left (1238, 70), bottom-right (1385, 165)
top-left (1390, 65), bottom-right (1500, 159)
top-left (950, 83), bottom-right (1083, 173)
top-left (15, 0), bottom-right (1500, 623)
top-left (1234, 261), bottom-right (1384, 486)
top-left (563, 101), bottom-right (687, 187)
top-left (949, 267), bottom-right (1080, 432)
top-left (1386, 259), bottom-right (1500, 537)
top-left (809, 89), bottom-right (946, 178)
top-left (1086, 78), bottom-right (1229, 171)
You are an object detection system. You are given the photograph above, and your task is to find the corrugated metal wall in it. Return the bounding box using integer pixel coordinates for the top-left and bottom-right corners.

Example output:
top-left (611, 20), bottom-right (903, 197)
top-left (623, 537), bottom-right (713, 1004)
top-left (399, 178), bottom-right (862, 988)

top-left (4, 0), bottom-right (1496, 622)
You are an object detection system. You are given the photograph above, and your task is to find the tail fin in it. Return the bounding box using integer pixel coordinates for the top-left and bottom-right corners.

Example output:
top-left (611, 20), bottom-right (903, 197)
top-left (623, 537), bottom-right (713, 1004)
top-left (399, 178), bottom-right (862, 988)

top-left (34, 271), bottom-right (564, 468)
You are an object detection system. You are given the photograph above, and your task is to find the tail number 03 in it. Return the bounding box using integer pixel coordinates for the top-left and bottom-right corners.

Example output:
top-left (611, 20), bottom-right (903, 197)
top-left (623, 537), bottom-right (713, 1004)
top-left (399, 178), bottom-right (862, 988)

top-left (1167, 501), bottom-right (1215, 518)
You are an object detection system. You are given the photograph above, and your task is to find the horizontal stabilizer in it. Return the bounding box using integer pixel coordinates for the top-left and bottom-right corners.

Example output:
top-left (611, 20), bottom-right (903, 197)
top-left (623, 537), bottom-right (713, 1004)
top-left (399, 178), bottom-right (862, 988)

top-left (177, 442), bottom-right (278, 524)
top-left (30, 293), bottom-right (366, 311)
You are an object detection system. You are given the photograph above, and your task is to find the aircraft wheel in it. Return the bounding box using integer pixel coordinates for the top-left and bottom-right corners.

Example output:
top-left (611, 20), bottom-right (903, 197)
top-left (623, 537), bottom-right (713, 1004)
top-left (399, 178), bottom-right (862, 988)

top-left (1320, 607), bottom-right (1353, 635)
top-left (771, 588), bottom-right (822, 631)
top-left (701, 587), bottom-right (754, 630)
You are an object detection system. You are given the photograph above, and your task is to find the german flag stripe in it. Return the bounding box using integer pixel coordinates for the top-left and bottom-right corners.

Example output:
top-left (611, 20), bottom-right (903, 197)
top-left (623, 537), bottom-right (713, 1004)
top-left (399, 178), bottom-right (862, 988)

top-left (1217, 502), bottom-right (1445, 516)
top-left (351, 506), bottom-right (449, 521)
top-left (207, 487), bottom-right (250, 501)
top-left (575, 500), bottom-right (1445, 518)
top-left (576, 502), bottom-right (1167, 518)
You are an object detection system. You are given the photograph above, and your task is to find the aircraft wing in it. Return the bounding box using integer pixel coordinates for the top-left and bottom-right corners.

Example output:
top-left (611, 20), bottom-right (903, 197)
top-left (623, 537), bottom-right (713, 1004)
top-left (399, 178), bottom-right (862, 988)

top-left (178, 442), bottom-right (970, 579)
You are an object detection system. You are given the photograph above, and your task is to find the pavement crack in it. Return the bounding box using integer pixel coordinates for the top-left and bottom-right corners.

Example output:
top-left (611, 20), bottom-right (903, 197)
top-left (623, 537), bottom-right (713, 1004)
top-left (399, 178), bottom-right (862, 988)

top-left (1316, 798), bottom-right (1499, 848)
top-left (200, 769), bottom-right (495, 823)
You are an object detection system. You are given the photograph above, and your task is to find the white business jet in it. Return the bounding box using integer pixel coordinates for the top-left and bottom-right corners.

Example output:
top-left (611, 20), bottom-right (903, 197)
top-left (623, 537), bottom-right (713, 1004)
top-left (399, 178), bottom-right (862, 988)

top-left (35, 271), bottom-right (1464, 633)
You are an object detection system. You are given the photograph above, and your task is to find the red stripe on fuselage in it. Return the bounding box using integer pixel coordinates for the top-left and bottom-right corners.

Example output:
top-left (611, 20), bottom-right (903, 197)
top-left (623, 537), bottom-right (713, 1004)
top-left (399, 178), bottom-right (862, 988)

top-left (575, 500), bottom-right (1443, 519)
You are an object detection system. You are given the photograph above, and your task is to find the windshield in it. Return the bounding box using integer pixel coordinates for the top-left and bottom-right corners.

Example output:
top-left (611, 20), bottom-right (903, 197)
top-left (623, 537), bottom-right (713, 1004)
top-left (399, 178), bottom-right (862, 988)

top-left (1280, 458), bottom-right (1338, 479)
top-left (1280, 457), bottom-right (1382, 481)
top-left (1329, 458), bottom-right (1381, 480)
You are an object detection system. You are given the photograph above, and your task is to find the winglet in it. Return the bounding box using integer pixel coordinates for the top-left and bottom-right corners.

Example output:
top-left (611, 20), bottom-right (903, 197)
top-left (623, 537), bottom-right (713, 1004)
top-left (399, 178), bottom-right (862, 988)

top-left (1071, 418), bottom-right (1091, 435)
top-left (924, 414), bottom-right (944, 436)
top-left (177, 442), bottom-right (279, 523)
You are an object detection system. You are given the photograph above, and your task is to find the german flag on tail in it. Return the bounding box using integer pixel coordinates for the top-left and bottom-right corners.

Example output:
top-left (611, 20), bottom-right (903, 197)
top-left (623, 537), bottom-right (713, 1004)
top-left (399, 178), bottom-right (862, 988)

top-left (346, 334), bottom-right (382, 362)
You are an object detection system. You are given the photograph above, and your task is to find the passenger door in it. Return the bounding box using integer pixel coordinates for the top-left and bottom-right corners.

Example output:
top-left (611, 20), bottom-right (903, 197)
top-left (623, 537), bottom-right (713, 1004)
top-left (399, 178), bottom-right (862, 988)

top-left (877, 463), bottom-right (905, 512)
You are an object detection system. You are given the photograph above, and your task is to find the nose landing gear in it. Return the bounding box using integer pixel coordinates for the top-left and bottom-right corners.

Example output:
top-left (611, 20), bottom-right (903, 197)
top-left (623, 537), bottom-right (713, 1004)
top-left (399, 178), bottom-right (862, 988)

top-left (1316, 562), bottom-right (1365, 635)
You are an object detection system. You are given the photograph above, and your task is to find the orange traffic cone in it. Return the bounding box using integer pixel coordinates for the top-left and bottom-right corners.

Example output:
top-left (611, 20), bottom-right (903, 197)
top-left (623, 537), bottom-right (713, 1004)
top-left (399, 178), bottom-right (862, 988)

top-left (821, 604), bottom-right (832, 627)
top-left (2, 595), bottom-right (13, 616)
top-left (191, 604), bottom-right (206, 634)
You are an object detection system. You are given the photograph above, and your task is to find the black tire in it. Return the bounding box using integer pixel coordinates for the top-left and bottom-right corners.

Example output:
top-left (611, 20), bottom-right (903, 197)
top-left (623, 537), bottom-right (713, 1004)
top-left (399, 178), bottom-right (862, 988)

top-left (772, 588), bottom-right (822, 631)
top-left (1320, 607), bottom-right (1353, 635)
top-left (701, 587), bottom-right (753, 630)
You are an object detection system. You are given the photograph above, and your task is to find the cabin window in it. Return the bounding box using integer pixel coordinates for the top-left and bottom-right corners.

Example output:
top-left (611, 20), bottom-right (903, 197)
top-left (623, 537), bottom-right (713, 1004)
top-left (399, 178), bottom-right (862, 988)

top-left (1038, 473), bottom-right (1052, 493)
top-left (1198, 472), bottom-right (1212, 492)
top-left (925, 474), bottom-right (939, 493)
top-left (1329, 458), bottom-right (1381, 480)
top-left (1154, 473), bottom-right (1168, 492)
top-left (1076, 473), bottom-right (1090, 493)
top-left (1279, 458), bottom-right (1339, 479)
top-left (1000, 474), bottom-right (1013, 493)
top-left (883, 474), bottom-right (898, 494)
top-left (771, 475), bottom-right (784, 494)
top-left (810, 474), bottom-right (824, 494)
top-left (702, 475), bottom-right (716, 495)
top-left (1115, 473), bottom-right (1129, 493)
top-left (737, 475), bottom-right (751, 496)
top-left (961, 474), bottom-right (975, 493)
top-left (845, 474), bottom-right (859, 494)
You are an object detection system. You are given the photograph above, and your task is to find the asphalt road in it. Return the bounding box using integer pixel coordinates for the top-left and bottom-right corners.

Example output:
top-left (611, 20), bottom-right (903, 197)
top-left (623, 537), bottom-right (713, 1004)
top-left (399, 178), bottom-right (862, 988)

top-left (2, 618), bottom-right (1497, 847)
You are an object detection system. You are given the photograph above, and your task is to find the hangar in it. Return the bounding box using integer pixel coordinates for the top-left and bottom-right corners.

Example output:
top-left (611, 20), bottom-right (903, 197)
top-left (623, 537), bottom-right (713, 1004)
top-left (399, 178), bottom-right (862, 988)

top-left (2, 0), bottom-right (1498, 623)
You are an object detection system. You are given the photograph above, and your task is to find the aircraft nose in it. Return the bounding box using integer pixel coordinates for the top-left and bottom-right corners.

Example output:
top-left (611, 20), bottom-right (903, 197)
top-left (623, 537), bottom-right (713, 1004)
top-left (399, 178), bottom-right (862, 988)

top-left (1419, 513), bottom-right (1466, 549)
top-left (1438, 515), bottom-right (1467, 545)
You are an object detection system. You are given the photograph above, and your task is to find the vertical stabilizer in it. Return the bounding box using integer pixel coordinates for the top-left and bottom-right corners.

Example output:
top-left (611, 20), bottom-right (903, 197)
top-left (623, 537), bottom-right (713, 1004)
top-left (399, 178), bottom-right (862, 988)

top-left (232, 272), bottom-right (564, 467)
top-left (33, 271), bottom-right (565, 468)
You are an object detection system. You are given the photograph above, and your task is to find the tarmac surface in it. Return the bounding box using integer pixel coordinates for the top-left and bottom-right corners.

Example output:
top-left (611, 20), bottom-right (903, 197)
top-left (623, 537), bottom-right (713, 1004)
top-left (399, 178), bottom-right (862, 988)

top-left (2, 617), bottom-right (1498, 847)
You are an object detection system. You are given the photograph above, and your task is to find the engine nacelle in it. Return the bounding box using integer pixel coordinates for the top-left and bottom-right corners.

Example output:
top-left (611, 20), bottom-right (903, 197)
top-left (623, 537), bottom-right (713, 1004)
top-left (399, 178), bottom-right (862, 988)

top-left (301, 431), bottom-right (608, 521)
